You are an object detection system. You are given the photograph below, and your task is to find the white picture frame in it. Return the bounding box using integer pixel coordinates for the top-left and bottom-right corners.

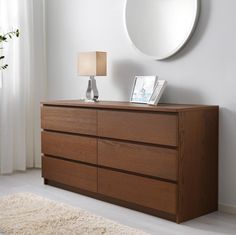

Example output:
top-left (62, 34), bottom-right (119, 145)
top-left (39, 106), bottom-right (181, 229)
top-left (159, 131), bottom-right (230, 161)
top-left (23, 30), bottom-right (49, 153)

top-left (130, 76), bottom-right (158, 104)
top-left (148, 80), bottom-right (167, 105)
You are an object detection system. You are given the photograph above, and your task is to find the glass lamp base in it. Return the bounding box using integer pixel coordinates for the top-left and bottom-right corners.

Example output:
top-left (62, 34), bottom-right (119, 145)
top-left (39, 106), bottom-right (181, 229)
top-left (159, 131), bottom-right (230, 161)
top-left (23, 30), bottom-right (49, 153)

top-left (79, 98), bottom-right (99, 103)
top-left (86, 76), bottom-right (99, 101)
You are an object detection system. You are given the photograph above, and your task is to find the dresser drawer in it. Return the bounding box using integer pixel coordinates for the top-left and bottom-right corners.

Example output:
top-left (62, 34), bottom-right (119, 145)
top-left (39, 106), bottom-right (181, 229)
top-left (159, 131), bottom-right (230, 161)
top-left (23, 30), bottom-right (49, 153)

top-left (98, 111), bottom-right (178, 146)
top-left (42, 156), bottom-right (97, 192)
top-left (98, 168), bottom-right (177, 214)
top-left (41, 106), bottom-right (97, 135)
top-left (42, 131), bottom-right (97, 164)
top-left (98, 139), bottom-right (177, 181)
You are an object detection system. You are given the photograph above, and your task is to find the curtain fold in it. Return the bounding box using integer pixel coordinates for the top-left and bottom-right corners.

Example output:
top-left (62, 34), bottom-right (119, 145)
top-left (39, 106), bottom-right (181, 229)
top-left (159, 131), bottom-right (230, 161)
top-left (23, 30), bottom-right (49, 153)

top-left (0, 0), bottom-right (46, 174)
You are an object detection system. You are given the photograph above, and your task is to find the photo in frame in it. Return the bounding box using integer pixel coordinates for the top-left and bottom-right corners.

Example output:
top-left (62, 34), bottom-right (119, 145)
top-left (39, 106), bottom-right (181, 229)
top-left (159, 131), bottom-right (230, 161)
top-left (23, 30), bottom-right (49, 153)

top-left (130, 76), bottom-right (158, 104)
top-left (148, 80), bottom-right (167, 105)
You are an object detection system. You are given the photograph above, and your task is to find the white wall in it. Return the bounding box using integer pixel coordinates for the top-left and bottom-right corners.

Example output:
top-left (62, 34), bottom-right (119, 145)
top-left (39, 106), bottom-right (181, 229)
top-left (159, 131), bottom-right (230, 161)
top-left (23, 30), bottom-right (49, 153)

top-left (46, 0), bottom-right (236, 208)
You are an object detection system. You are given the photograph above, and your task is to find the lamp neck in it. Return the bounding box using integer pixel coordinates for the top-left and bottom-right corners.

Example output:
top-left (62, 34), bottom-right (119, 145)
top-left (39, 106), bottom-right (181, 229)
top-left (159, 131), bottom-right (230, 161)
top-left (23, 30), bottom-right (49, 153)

top-left (89, 75), bottom-right (95, 81)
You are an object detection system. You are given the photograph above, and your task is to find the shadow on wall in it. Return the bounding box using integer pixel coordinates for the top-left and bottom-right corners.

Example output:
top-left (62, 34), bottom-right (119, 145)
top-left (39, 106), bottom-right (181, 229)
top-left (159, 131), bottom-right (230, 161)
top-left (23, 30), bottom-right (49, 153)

top-left (161, 85), bottom-right (205, 104)
top-left (165, 0), bottom-right (212, 61)
top-left (111, 60), bottom-right (146, 100)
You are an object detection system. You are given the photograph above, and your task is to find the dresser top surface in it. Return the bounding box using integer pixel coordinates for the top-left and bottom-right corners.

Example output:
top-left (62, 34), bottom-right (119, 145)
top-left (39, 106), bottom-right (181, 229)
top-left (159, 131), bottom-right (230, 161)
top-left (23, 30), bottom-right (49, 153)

top-left (41, 100), bottom-right (218, 113)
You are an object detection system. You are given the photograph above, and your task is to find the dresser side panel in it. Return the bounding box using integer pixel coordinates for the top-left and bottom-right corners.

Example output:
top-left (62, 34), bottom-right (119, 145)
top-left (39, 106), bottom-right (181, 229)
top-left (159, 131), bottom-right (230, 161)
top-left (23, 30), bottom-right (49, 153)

top-left (178, 108), bottom-right (218, 222)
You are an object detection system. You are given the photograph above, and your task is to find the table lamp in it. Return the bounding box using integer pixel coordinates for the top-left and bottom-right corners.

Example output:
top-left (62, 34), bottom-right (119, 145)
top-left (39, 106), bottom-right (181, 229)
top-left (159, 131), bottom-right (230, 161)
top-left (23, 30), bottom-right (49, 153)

top-left (77, 51), bottom-right (107, 101)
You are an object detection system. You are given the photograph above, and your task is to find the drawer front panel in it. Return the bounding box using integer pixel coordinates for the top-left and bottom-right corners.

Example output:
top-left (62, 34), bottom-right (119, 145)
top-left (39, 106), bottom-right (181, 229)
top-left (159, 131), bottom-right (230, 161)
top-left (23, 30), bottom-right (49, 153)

top-left (42, 156), bottom-right (97, 192)
top-left (98, 168), bottom-right (177, 214)
top-left (41, 106), bottom-right (97, 135)
top-left (42, 131), bottom-right (97, 164)
top-left (98, 111), bottom-right (178, 146)
top-left (98, 139), bottom-right (177, 181)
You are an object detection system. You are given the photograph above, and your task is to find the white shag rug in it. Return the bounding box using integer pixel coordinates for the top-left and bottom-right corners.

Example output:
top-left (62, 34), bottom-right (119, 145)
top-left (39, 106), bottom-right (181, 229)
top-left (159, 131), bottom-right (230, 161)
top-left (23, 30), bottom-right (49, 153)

top-left (0, 192), bottom-right (149, 235)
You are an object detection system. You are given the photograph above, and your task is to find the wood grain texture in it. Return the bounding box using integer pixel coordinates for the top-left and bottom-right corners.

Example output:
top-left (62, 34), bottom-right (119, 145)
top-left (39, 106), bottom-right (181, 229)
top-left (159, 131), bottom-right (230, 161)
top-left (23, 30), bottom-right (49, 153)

top-left (41, 100), bottom-right (218, 113)
top-left (98, 110), bottom-right (178, 146)
top-left (42, 156), bottom-right (97, 192)
top-left (98, 168), bottom-right (177, 214)
top-left (46, 179), bottom-right (177, 222)
top-left (41, 106), bottom-right (97, 135)
top-left (98, 139), bottom-right (178, 181)
top-left (42, 131), bottom-right (97, 164)
top-left (177, 108), bottom-right (219, 223)
top-left (41, 101), bottom-right (219, 223)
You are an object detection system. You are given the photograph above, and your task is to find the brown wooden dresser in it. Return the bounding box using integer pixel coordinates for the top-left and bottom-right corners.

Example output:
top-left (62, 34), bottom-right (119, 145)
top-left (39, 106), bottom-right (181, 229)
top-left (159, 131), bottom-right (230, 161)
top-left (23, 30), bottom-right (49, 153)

top-left (41, 100), bottom-right (218, 223)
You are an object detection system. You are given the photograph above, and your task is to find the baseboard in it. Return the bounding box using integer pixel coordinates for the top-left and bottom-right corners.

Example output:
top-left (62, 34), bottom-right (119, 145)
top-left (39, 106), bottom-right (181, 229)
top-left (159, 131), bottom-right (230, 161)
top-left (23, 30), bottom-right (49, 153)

top-left (219, 203), bottom-right (236, 215)
top-left (34, 163), bottom-right (42, 169)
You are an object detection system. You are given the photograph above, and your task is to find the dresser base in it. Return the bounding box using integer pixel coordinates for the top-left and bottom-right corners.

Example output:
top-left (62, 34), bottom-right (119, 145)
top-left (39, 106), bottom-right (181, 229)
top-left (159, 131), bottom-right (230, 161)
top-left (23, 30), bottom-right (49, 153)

top-left (44, 179), bottom-right (177, 222)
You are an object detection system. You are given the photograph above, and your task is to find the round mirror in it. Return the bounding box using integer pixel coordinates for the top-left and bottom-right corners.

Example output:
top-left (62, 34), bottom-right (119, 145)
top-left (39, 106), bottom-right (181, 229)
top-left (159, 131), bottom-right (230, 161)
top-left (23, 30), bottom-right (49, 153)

top-left (125, 0), bottom-right (200, 60)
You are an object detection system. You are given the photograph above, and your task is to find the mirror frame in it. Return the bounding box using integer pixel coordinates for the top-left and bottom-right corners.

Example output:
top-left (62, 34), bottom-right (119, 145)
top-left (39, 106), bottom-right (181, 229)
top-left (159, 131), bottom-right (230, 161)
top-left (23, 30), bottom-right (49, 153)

top-left (124, 0), bottom-right (201, 60)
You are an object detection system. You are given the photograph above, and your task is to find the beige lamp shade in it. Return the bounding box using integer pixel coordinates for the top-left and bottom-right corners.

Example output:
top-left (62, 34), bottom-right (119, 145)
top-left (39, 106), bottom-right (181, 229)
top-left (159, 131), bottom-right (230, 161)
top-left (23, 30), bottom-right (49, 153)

top-left (78, 51), bottom-right (107, 76)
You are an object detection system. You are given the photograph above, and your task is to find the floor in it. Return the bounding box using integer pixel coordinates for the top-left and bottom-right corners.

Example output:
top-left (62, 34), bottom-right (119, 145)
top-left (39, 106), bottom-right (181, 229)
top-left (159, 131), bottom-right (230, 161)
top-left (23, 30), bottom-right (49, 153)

top-left (0, 170), bottom-right (236, 235)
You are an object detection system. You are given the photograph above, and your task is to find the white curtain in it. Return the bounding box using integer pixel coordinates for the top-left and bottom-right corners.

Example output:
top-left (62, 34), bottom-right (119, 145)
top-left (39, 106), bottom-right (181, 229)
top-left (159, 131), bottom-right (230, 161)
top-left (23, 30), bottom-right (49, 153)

top-left (0, 0), bottom-right (46, 174)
